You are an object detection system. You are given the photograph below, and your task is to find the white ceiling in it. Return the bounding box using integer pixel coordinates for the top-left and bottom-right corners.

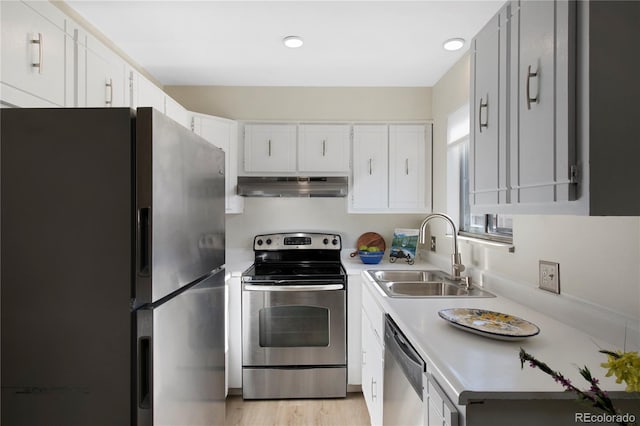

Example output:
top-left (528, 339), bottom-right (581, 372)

top-left (66, 1), bottom-right (505, 87)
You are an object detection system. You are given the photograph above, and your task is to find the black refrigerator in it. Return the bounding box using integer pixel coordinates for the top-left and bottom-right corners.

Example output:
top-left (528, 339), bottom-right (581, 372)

top-left (1, 107), bottom-right (226, 425)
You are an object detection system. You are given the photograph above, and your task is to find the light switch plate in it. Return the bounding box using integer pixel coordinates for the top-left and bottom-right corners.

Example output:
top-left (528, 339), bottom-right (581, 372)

top-left (539, 260), bottom-right (560, 294)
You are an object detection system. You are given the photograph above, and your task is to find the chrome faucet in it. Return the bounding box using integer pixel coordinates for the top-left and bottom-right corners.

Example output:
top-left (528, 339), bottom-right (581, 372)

top-left (419, 213), bottom-right (466, 280)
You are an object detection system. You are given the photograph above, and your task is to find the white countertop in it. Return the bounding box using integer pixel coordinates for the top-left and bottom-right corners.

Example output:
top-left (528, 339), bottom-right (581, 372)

top-left (356, 260), bottom-right (634, 405)
top-left (228, 249), bottom-right (635, 404)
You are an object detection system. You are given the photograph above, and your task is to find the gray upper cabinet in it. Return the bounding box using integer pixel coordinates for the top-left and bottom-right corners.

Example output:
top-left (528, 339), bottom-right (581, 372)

top-left (471, 0), bottom-right (640, 215)
top-left (508, 0), bottom-right (576, 207)
top-left (470, 8), bottom-right (508, 208)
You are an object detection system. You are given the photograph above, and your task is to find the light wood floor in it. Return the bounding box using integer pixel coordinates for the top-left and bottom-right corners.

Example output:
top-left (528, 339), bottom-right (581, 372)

top-left (225, 393), bottom-right (371, 426)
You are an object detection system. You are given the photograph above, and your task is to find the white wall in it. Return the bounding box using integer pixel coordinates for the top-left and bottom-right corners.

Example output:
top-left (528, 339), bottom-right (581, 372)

top-left (430, 53), bottom-right (640, 326)
top-left (226, 197), bottom-right (427, 252)
top-left (165, 86), bottom-right (431, 121)
top-left (167, 86), bottom-right (433, 251)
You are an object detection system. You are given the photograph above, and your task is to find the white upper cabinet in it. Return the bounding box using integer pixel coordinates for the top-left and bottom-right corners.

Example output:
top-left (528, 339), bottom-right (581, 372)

top-left (165, 95), bottom-right (190, 128)
top-left (1, 1), bottom-right (71, 107)
top-left (351, 124), bottom-right (431, 213)
top-left (243, 124), bottom-right (297, 173)
top-left (129, 69), bottom-right (165, 112)
top-left (469, 9), bottom-right (508, 208)
top-left (351, 125), bottom-right (389, 211)
top-left (192, 113), bottom-right (243, 214)
top-left (298, 124), bottom-right (351, 173)
top-left (81, 33), bottom-right (127, 108)
top-left (388, 124), bottom-right (429, 211)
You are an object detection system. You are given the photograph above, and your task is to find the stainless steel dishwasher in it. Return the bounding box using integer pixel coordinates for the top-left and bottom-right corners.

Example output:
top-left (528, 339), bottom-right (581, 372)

top-left (383, 314), bottom-right (425, 426)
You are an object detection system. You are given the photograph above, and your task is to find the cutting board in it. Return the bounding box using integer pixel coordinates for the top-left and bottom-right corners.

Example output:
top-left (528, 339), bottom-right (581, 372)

top-left (350, 232), bottom-right (386, 257)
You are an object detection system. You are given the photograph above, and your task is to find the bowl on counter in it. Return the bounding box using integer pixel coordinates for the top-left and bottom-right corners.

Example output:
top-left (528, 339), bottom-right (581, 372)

top-left (358, 250), bottom-right (384, 264)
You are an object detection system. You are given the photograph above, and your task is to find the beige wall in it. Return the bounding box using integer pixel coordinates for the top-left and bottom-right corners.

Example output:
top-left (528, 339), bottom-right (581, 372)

top-left (165, 86), bottom-right (431, 121)
top-left (430, 54), bottom-right (640, 321)
top-left (166, 85), bottom-right (433, 252)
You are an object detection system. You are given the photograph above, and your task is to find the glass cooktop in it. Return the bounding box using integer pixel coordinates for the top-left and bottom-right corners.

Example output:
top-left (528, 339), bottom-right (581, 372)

top-left (242, 262), bottom-right (346, 282)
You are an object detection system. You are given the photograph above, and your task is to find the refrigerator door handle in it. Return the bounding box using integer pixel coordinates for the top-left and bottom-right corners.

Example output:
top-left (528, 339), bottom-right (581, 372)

top-left (137, 207), bottom-right (151, 276)
top-left (138, 336), bottom-right (151, 409)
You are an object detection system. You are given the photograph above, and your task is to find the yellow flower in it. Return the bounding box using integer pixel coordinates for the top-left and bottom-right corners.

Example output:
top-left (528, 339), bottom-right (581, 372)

top-left (601, 351), bottom-right (640, 393)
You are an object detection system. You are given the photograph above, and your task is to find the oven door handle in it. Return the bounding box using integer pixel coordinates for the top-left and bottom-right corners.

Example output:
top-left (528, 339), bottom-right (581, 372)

top-left (244, 284), bottom-right (344, 291)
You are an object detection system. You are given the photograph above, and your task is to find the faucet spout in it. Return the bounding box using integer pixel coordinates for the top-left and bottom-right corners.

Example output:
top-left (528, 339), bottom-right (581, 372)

top-left (419, 213), bottom-right (465, 279)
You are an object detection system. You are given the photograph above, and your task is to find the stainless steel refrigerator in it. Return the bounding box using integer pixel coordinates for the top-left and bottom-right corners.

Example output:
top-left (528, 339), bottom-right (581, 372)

top-left (1, 107), bottom-right (226, 425)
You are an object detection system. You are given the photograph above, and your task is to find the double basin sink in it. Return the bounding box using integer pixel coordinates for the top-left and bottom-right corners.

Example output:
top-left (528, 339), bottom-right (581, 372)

top-left (365, 269), bottom-right (495, 298)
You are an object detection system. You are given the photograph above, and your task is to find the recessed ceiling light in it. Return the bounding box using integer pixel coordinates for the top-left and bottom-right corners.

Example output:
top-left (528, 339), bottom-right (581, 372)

top-left (443, 38), bottom-right (465, 51)
top-left (283, 36), bottom-right (303, 49)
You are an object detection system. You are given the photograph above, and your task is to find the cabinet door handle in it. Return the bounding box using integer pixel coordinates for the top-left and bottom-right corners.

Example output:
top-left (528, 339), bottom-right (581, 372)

top-left (478, 97), bottom-right (488, 132)
top-left (322, 140), bottom-right (326, 156)
top-left (526, 65), bottom-right (539, 110)
top-left (268, 139), bottom-right (272, 156)
top-left (405, 159), bottom-right (409, 175)
top-left (31, 33), bottom-right (43, 74)
top-left (369, 158), bottom-right (373, 175)
top-left (105, 78), bottom-right (113, 106)
top-left (362, 350), bottom-right (366, 365)
top-left (371, 379), bottom-right (377, 400)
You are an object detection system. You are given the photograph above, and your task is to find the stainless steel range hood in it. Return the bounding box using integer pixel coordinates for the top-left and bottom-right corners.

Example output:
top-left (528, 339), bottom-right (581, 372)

top-left (237, 176), bottom-right (348, 198)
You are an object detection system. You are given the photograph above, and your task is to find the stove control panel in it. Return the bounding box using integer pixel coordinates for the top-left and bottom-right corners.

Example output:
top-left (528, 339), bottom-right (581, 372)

top-left (254, 232), bottom-right (342, 250)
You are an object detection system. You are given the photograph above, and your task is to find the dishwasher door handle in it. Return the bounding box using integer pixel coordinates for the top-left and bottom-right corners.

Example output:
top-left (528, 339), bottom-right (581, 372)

top-left (392, 332), bottom-right (423, 369)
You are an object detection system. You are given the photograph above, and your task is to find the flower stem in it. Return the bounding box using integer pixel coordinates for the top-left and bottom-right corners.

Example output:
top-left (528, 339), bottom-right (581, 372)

top-left (519, 348), bottom-right (634, 426)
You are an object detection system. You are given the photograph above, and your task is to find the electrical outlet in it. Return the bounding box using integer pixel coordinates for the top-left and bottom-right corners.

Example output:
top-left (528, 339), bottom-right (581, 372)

top-left (539, 260), bottom-right (560, 294)
top-left (430, 236), bottom-right (437, 252)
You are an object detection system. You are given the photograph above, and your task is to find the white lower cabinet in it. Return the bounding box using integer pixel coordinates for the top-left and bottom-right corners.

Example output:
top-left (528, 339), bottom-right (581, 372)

top-left (362, 277), bottom-right (461, 426)
top-left (424, 373), bottom-right (460, 426)
top-left (361, 309), bottom-right (383, 426)
top-left (361, 284), bottom-right (384, 426)
top-left (347, 274), bottom-right (363, 387)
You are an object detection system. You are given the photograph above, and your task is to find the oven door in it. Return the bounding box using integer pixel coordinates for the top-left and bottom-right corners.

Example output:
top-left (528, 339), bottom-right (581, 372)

top-left (242, 281), bottom-right (346, 367)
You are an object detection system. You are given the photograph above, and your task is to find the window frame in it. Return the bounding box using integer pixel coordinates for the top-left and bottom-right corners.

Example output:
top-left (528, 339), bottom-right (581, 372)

top-left (446, 106), bottom-right (513, 245)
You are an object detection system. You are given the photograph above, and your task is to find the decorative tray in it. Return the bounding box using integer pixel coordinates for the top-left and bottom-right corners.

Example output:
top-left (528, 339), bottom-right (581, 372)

top-left (438, 308), bottom-right (540, 341)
